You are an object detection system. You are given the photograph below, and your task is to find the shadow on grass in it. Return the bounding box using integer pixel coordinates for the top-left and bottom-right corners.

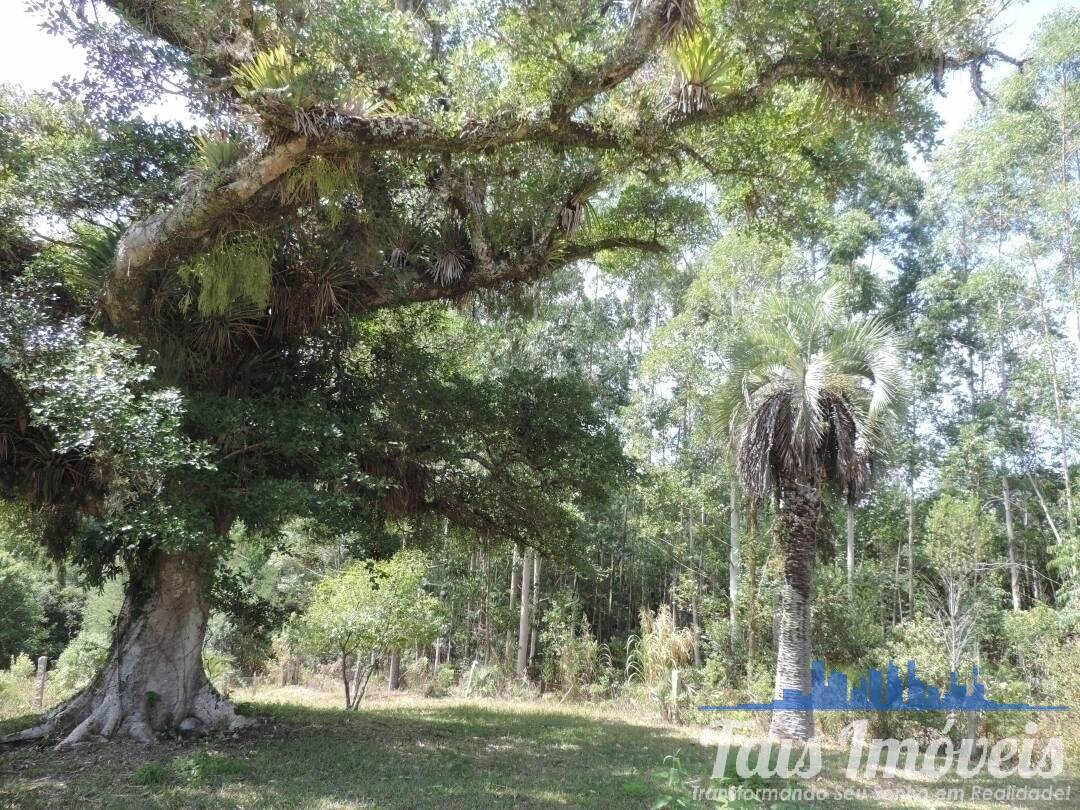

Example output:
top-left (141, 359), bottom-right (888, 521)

top-left (0, 712), bottom-right (41, 738)
top-left (0, 699), bottom-right (711, 809)
top-left (2, 700), bottom-right (1076, 809)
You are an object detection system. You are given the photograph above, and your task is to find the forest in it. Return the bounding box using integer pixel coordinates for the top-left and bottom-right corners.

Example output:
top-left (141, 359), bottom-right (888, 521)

top-left (0, 0), bottom-right (1078, 807)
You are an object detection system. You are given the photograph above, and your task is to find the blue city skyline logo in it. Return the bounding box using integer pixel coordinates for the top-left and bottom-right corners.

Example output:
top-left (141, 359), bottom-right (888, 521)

top-left (700, 660), bottom-right (1069, 713)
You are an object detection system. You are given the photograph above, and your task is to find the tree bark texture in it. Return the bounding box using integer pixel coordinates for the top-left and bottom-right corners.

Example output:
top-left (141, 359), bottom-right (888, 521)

top-left (769, 482), bottom-right (821, 740)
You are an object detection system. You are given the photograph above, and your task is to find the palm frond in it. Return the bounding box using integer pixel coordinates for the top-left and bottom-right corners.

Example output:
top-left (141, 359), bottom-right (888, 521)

top-left (191, 134), bottom-right (245, 173)
top-left (428, 223), bottom-right (471, 286)
top-left (181, 134), bottom-right (246, 191)
top-left (717, 284), bottom-right (907, 498)
top-left (659, 0), bottom-right (698, 43)
top-left (65, 224), bottom-right (122, 300)
top-left (232, 45), bottom-right (314, 109)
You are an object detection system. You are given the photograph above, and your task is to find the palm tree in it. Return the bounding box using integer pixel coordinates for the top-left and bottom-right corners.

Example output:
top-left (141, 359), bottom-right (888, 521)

top-left (716, 285), bottom-right (905, 739)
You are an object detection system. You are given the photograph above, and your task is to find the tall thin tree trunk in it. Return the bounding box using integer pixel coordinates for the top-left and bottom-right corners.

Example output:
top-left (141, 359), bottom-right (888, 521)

top-left (846, 501), bottom-right (855, 588)
top-left (746, 499), bottom-right (758, 679)
top-left (1003, 476), bottom-right (1021, 612)
top-left (906, 469), bottom-right (915, 610)
top-left (505, 544), bottom-right (520, 662)
top-left (686, 506), bottom-right (702, 667)
top-left (893, 537), bottom-right (904, 625)
top-left (516, 550), bottom-right (533, 676)
top-left (729, 482), bottom-right (740, 651)
top-left (528, 556), bottom-right (540, 664)
top-left (1033, 267), bottom-right (1077, 538)
top-left (769, 482), bottom-right (821, 740)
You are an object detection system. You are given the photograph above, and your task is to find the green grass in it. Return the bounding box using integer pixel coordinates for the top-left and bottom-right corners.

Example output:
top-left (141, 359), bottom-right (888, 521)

top-left (0, 695), bottom-right (1076, 808)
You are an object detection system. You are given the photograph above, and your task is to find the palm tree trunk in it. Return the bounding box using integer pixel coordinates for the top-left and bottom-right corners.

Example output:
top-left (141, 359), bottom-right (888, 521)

top-left (770, 481), bottom-right (821, 740)
top-left (845, 501), bottom-right (855, 588)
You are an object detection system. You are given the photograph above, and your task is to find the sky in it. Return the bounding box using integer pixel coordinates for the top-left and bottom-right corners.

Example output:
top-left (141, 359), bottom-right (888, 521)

top-left (0, 0), bottom-right (1074, 141)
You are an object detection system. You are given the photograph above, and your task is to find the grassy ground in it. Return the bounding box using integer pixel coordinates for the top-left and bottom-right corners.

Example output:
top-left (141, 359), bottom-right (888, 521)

top-left (0, 688), bottom-right (1076, 809)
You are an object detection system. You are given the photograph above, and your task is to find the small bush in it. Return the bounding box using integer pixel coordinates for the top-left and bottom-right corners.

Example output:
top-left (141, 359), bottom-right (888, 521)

top-left (55, 632), bottom-right (109, 693)
top-left (0, 554), bottom-right (45, 664)
top-left (0, 654), bottom-right (35, 717)
top-left (628, 605), bottom-right (694, 687)
top-left (435, 664), bottom-right (456, 689)
top-left (202, 649), bottom-right (236, 694)
top-left (404, 655), bottom-right (431, 688)
top-left (540, 595), bottom-right (599, 692)
top-left (812, 562), bottom-right (888, 665)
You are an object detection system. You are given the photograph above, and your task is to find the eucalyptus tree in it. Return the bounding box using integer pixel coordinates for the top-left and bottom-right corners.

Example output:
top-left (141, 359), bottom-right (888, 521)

top-left (715, 285), bottom-right (905, 739)
top-left (917, 10), bottom-right (1080, 607)
top-left (2, 0), bottom-right (1011, 746)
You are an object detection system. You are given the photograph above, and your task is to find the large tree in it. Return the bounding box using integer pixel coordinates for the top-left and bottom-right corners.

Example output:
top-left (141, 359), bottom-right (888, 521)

top-left (2, 0), bottom-right (1008, 746)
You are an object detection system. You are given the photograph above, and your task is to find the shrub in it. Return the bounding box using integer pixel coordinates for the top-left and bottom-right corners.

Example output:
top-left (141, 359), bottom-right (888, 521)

top-left (54, 633), bottom-right (109, 693)
top-left (405, 655), bottom-right (431, 688)
top-left (0, 654), bottom-right (36, 718)
top-left (628, 605), bottom-right (694, 687)
top-left (812, 562), bottom-right (888, 667)
top-left (539, 593), bottom-right (599, 692)
top-left (204, 611), bottom-right (274, 678)
top-left (435, 664), bottom-right (456, 690)
top-left (202, 649), bottom-right (236, 694)
top-left (53, 578), bottom-right (124, 694)
top-left (0, 553), bottom-right (45, 664)
top-left (423, 663), bottom-right (456, 697)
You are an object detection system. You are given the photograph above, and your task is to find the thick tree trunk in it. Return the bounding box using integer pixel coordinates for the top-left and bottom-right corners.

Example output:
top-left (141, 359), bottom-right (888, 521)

top-left (516, 549), bottom-right (533, 676)
top-left (388, 649), bottom-right (401, 691)
top-left (770, 482), bottom-right (821, 740)
top-left (4, 553), bottom-right (245, 749)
